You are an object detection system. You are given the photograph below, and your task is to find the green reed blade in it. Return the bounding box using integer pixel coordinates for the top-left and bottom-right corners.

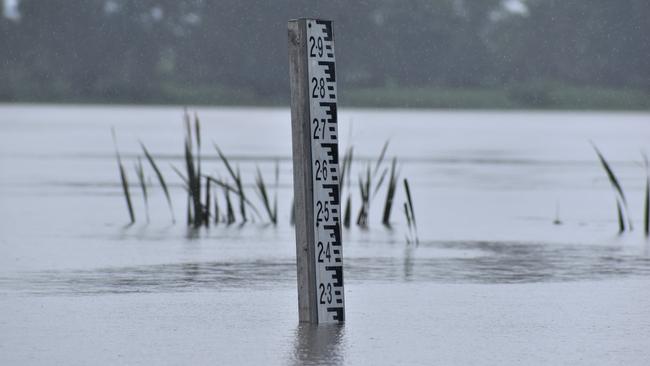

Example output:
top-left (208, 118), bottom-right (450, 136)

top-left (170, 164), bottom-right (189, 189)
top-left (643, 153), bottom-right (649, 237)
top-left (373, 140), bottom-right (390, 176)
top-left (214, 194), bottom-right (220, 225)
top-left (403, 178), bottom-right (416, 228)
top-left (403, 178), bottom-right (418, 244)
top-left (372, 167), bottom-right (389, 198)
top-left (225, 187), bottom-right (235, 224)
top-left (255, 166), bottom-right (276, 224)
top-left (134, 157), bottom-right (149, 223)
top-left (403, 202), bottom-right (412, 229)
top-left (617, 200), bottom-right (625, 233)
top-left (204, 175), bottom-right (210, 227)
top-left (184, 139), bottom-right (202, 227)
top-left (343, 195), bottom-right (351, 228)
top-left (236, 166), bottom-right (247, 222)
top-left (140, 142), bottom-right (175, 223)
top-left (591, 142), bottom-right (632, 230)
top-left (111, 127), bottom-right (135, 224)
top-left (382, 158), bottom-right (398, 226)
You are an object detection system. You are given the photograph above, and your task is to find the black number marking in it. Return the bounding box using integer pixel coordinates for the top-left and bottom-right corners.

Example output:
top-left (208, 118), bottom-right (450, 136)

top-left (312, 118), bottom-right (319, 139)
top-left (315, 201), bottom-right (330, 226)
top-left (318, 241), bottom-right (331, 263)
top-left (309, 36), bottom-right (324, 58)
top-left (319, 283), bottom-right (332, 304)
top-left (314, 160), bottom-right (328, 181)
top-left (312, 119), bottom-right (326, 140)
top-left (311, 77), bottom-right (326, 99)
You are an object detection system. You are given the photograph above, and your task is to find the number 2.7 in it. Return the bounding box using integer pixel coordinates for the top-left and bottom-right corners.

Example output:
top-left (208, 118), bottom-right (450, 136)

top-left (312, 118), bottom-right (326, 140)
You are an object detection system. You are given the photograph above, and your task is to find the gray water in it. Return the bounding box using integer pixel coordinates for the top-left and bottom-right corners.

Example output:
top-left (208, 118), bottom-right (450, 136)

top-left (1, 104), bottom-right (650, 365)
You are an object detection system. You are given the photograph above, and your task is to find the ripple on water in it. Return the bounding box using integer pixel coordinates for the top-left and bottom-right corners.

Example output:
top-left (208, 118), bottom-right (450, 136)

top-left (2, 241), bottom-right (650, 296)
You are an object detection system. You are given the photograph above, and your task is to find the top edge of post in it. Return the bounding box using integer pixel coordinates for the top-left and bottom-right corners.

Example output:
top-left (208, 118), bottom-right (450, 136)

top-left (288, 18), bottom-right (332, 23)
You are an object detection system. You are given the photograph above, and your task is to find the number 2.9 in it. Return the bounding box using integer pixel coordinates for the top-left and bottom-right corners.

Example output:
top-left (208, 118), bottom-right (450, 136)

top-left (309, 36), bottom-right (323, 58)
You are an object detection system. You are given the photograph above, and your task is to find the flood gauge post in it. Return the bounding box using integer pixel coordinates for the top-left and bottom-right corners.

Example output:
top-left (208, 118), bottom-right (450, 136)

top-left (288, 19), bottom-right (345, 324)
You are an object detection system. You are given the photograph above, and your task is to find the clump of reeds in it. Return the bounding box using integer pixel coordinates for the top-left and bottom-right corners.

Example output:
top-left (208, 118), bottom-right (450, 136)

top-left (112, 110), bottom-right (418, 241)
top-left (591, 142), bottom-right (632, 233)
top-left (356, 165), bottom-right (371, 228)
top-left (340, 146), bottom-right (354, 228)
top-left (355, 141), bottom-right (390, 229)
top-left (111, 127), bottom-right (134, 224)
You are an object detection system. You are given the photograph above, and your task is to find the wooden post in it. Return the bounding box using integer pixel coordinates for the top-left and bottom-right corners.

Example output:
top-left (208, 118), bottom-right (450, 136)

top-left (288, 18), bottom-right (345, 324)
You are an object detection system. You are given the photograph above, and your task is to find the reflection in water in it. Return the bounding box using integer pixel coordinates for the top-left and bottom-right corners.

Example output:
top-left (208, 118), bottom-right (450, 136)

top-left (290, 323), bottom-right (345, 366)
top-left (2, 241), bottom-right (650, 295)
top-left (403, 245), bottom-right (414, 281)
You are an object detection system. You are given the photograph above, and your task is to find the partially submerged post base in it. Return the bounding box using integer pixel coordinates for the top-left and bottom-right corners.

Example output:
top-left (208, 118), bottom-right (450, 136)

top-left (288, 18), bottom-right (345, 324)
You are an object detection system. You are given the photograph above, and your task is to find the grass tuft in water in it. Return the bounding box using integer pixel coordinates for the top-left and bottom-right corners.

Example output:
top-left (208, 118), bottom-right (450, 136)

top-left (340, 147), bottom-right (353, 198)
top-left (591, 142), bottom-right (632, 232)
top-left (111, 127), bottom-right (135, 224)
top-left (356, 165), bottom-right (371, 228)
top-left (340, 147), bottom-right (354, 228)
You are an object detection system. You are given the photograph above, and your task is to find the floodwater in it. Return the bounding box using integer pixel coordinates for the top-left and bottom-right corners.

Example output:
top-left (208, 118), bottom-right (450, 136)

top-left (1, 104), bottom-right (649, 365)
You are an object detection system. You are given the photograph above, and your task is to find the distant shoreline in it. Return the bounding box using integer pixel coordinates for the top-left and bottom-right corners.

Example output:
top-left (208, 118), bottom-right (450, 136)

top-left (1, 86), bottom-right (648, 111)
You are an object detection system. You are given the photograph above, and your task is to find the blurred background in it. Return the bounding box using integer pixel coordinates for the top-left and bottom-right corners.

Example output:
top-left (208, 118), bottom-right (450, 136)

top-left (1, 0), bottom-right (648, 109)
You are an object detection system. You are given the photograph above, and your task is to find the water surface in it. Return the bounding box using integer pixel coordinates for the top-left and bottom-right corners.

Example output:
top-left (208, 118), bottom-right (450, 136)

top-left (1, 105), bottom-right (649, 365)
